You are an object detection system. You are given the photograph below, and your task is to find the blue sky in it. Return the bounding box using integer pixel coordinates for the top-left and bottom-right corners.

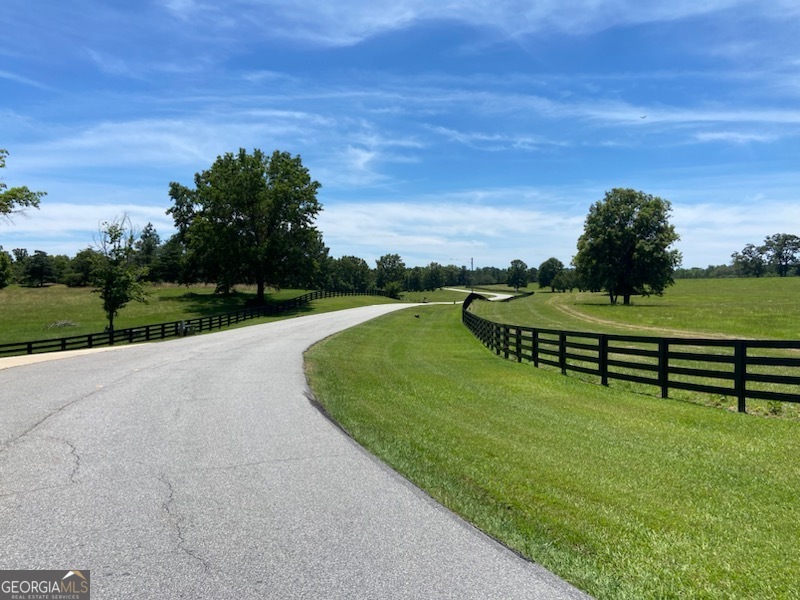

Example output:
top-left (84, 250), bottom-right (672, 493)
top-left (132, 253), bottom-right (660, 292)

top-left (2, 1), bottom-right (800, 269)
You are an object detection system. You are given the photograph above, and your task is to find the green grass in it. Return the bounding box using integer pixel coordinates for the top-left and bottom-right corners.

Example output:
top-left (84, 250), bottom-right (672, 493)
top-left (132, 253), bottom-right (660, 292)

top-left (471, 278), bottom-right (800, 340)
top-left (399, 287), bottom-right (473, 303)
top-left (0, 284), bottom-right (399, 344)
top-left (468, 278), bottom-right (800, 417)
top-left (305, 304), bottom-right (800, 599)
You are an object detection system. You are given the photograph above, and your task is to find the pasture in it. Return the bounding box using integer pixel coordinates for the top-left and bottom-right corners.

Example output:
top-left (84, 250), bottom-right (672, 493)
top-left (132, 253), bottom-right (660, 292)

top-left (305, 302), bottom-right (800, 599)
top-left (0, 284), bottom-right (400, 344)
top-left (467, 278), bottom-right (800, 417)
top-left (471, 277), bottom-right (800, 340)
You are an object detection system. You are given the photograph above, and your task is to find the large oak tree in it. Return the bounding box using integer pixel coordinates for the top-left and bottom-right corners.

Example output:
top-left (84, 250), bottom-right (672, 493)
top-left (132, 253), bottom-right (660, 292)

top-left (168, 149), bottom-right (324, 304)
top-left (573, 188), bottom-right (681, 305)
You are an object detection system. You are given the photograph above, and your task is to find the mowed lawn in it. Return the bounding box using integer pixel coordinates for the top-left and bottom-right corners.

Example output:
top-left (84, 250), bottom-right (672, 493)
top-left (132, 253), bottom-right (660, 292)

top-left (471, 277), bottom-right (800, 340)
top-left (305, 303), bottom-right (800, 599)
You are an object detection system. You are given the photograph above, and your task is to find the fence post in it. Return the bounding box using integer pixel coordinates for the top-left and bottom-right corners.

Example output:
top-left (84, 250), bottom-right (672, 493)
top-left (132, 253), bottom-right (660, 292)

top-left (659, 339), bottom-right (669, 399)
top-left (515, 327), bottom-right (522, 363)
top-left (559, 332), bottom-right (567, 375)
top-left (533, 330), bottom-right (539, 368)
top-left (734, 341), bottom-right (747, 413)
top-left (599, 335), bottom-right (608, 386)
top-left (494, 323), bottom-right (501, 356)
top-left (503, 325), bottom-right (510, 359)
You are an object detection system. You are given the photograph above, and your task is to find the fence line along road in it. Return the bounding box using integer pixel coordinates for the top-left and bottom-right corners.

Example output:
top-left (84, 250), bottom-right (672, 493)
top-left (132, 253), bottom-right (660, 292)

top-left (462, 293), bottom-right (800, 413)
top-left (0, 289), bottom-right (391, 359)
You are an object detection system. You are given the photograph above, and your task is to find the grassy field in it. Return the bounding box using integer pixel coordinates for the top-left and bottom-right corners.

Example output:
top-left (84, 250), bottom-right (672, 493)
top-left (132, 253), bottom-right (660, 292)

top-left (0, 284), bottom-right (403, 344)
top-left (0, 283), bottom-right (471, 345)
top-left (305, 303), bottom-right (800, 599)
top-left (472, 278), bottom-right (800, 340)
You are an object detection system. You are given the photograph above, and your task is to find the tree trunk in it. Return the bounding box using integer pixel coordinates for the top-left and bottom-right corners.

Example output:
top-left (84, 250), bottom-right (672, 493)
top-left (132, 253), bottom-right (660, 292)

top-left (623, 294), bottom-right (631, 305)
top-left (256, 278), bottom-right (266, 305)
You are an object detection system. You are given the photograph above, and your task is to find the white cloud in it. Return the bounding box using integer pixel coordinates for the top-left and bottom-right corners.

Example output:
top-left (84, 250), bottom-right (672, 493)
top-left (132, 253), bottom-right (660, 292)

top-left (318, 192), bottom-right (586, 267)
top-left (693, 131), bottom-right (778, 144)
top-left (211, 0), bottom-right (757, 47)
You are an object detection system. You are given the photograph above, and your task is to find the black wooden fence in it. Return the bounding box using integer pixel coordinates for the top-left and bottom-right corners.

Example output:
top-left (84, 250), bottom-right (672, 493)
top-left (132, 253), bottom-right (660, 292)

top-left (0, 289), bottom-right (391, 359)
top-left (462, 293), bottom-right (800, 412)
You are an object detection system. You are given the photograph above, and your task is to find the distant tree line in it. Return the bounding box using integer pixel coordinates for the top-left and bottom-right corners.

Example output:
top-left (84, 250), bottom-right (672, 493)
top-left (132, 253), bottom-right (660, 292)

top-left (2, 142), bottom-right (795, 316)
top-left (674, 233), bottom-right (800, 279)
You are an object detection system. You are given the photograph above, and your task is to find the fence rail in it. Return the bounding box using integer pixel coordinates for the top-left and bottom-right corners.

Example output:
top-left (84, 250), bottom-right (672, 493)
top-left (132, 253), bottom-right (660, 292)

top-left (0, 289), bottom-right (391, 359)
top-left (462, 293), bottom-right (800, 412)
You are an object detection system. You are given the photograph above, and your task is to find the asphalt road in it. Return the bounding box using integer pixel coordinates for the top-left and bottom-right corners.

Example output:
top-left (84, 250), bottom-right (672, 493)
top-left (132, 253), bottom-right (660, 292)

top-left (0, 304), bottom-right (590, 599)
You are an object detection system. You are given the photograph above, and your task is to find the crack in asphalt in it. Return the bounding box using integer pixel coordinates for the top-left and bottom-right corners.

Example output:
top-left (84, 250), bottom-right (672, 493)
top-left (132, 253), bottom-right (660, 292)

top-left (0, 368), bottom-right (141, 454)
top-left (158, 472), bottom-right (213, 574)
top-left (49, 436), bottom-right (81, 484)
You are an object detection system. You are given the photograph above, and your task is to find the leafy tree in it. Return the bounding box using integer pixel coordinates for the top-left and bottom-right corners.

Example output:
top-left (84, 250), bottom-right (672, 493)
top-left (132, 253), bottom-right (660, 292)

top-left (423, 262), bottom-right (444, 291)
top-left (506, 259), bottom-right (528, 292)
top-left (405, 266), bottom-right (424, 292)
top-left (573, 188), bottom-right (681, 305)
top-left (92, 217), bottom-right (149, 332)
top-left (551, 269), bottom-right (579, 293)
top-left (0, 247), bottom-right (11, 288)
top-left (0, 150), bottom-right (45, 222)
top-left (731, 243), bottom-right (767, 278)
top-left (375, 253), bottom-right (406, 289)
top-left (24, 250), bottom-right (56, 287)
top-left (65, 248), bottom-right (101, 287)
top-left (762, 233), bottom-right (800, 277)
top-left (538, 257), bottom-right (564, 291)
top-left (135, 222), bottom-right (162, 278)
top-left (52, 254), bottom-right (72, 284)
top-left (458, 265), bottom-right (471, 287)
top-left (151, 234), bottom-right (192, 285)
top-left (329, 255), bottom-right (373, 291)
top-left (168, 149), bottom-right (323, 303)
top-left (11, 248), bottom-right (29, 284)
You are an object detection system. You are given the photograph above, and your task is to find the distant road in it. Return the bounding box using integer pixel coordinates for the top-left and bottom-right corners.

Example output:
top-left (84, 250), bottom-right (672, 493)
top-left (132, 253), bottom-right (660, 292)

top-left (442, 287), bottom-right (515, 301)
top-left (0, 304), bottom-right (589, 599)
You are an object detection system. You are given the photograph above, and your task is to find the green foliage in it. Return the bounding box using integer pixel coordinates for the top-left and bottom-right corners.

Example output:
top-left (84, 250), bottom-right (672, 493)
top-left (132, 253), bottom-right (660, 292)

top-left (92, 217), bottom-right (149, 332)
top-left (168, 148), bottom-right (324, 302)
top-left (64, 247), bottom-right (100, 287)
top-left (306, 304), bottom-right (800, 599)
top-left (762, 233), bottom-right (800, 277)
top-left (537, 257), bottom-right (564, 291)
top-left (375, 253), bottom-right (405, 289)
top-left (731, 242), bottom-right (767, 277)
top-left (506, 259), bottom-right (528, 291)
top-left (574, 188), bottom-right (681, 305)
top-left (550, 268), bottom-right (579, 292)
top-left (0, 149), bottom-right (46, 221)
top-left (383, 280), bottom-right (403, 299)
top-left (0, 247), bottom-right (11, 289)
top-left (326, 255), bottom-right (373, 291)
top-left (23, 250), bottom-right (56, 287)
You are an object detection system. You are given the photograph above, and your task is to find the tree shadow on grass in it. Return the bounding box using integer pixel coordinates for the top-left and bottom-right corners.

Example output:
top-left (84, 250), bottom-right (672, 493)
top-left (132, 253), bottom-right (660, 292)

top-left (165, 291), bottom-right (315, 319)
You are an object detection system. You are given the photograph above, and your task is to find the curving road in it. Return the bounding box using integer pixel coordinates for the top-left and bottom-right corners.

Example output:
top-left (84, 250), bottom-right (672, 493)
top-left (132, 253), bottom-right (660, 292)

top-left (0, 304), bottom-right (589, 599)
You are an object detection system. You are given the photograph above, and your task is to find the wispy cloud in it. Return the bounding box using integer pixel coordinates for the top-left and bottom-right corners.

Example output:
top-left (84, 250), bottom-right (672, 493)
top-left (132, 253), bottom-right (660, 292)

top-left (0, 70), bottom-right (53, 91)
top-left (693, 131), bottom-right (779, 144)
top-left (168, 0), bottom-right (761, 47)
top-left (430, 125), bottom-right (567, 151)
